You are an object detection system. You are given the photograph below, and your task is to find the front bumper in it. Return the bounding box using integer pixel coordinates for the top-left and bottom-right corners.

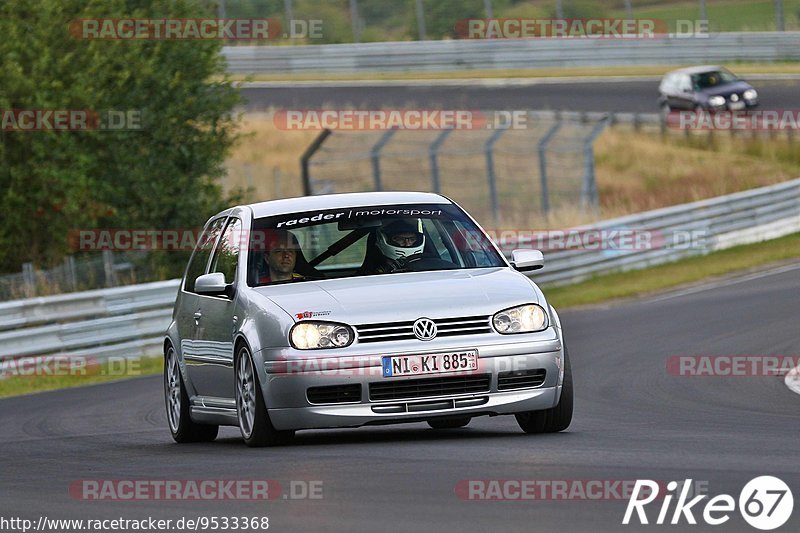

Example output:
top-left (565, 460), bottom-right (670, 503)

top-left (258, 335), bottom-right (564, 431)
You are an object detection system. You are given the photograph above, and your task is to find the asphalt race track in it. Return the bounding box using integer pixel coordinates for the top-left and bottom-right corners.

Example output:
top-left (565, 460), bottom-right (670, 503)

top-left (240, 78), bottom-right (800, 113)
top-left (1, 263), bottom-right (798, 532)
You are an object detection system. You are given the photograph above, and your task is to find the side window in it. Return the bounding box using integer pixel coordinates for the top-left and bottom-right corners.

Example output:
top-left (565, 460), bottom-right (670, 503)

top-left (452, 221), bottom-right (496, 267)
top-left (209, 218), bottom-right (242, 284)
top-left (423, 219), bottom-right (456, 262)
top-left (183, 217), bottom-right (226, 293)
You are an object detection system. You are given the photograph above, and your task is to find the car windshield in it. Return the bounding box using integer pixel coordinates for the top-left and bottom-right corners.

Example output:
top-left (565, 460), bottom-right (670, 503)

top-left (691, 69), bottom-right (738, 89)
top-left (247, 203), bottom-right (506, 286)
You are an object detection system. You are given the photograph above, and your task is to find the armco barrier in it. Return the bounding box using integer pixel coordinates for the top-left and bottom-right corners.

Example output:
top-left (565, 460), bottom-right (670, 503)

top-left (0, 177), bottom-right (798, 363)
top-left (523, 177), bottom-right (800, 285)
top-left (222, 32), bottom-right (800, 74)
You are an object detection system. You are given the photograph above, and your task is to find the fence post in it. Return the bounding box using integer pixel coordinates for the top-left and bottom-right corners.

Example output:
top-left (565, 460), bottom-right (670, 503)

top-left (582, 116), bottom-right (610, 208)
top-left (371, 128), bottom-right (398, 191)
top-left (103, 250), bottom-right (116, 287)
top-left (65, 256), bottom-right (77, 291)
top-left (537, 122), bottom-right (562, 216)
top-left (22, 262), bottom-right (35, 297)
top-left (485, 128), bottom-right (507, 227)
top-left (428, 129), bottom-right (453, 193)
top-left (300, 129), bottom-right (332, 196)
top-left (415, 0), bottom-right (426, 39)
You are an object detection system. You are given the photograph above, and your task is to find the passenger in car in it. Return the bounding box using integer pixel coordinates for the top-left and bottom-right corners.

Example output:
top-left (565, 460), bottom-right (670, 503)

top-left (259, 230), bottom-right (304, 284)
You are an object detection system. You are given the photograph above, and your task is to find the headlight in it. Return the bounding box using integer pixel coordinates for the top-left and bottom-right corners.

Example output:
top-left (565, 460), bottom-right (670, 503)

top-left (492, 304), bottom-right (548, 334)
top-left (290, 321), bottom-right (353, 349)
top-left (708, 96), bottom-right (726, 107)
top-left (743, 89), bottom-right (758, 101)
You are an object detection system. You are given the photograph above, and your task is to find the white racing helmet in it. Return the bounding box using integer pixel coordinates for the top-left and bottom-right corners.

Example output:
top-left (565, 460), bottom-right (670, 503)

top-left (376, 219), bottom-right (425, 261)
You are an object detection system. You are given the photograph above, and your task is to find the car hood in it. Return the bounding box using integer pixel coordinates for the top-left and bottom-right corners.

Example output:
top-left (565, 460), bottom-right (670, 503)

top-left (699, 81), bottom-right (753, 97)
top-left (256, 268), bottom-right (541, 324)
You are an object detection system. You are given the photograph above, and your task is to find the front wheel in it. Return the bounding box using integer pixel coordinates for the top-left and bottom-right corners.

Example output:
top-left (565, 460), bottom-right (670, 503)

top-left (164, 345), bottom-right (219, 443)
top-left (235, 346), bottom-right (294, 447)
top-left (515, 344), bottom-right (573, 434)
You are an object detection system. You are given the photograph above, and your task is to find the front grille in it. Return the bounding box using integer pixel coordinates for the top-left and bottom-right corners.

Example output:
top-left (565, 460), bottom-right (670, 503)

top-left (369, 374), bottom-right (491, 401)
top-left (355, 315), bottom-right (492, 343)
top-left (306, 384), bottom-right (362, 404)
top-left (497, 369), bottom-right (547, 391)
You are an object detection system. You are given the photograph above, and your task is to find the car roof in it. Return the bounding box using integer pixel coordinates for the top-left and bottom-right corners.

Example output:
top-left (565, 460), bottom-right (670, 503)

top-left (243, 191), bottom-right (452, 219)
top-left (665, 65), bottom-right (726, 76)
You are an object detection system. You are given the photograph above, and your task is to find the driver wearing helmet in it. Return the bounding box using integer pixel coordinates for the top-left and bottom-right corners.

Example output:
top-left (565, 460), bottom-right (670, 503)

top-left (371, 219), bottom-right (426, 274)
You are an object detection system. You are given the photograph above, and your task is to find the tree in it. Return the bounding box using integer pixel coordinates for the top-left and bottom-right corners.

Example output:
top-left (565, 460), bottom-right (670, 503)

top-left (0, 0), bottom-right (241, 276)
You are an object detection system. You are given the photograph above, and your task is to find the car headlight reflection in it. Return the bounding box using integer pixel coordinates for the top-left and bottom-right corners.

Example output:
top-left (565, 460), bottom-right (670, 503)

top-left (290, 322), bottom-right (353, 349)
top-left (708, 96), bottom-right (726, 107)
top-left (492, 304), bottom-right (548, 334)
top-left (743, 89), bottom-right (758, 101)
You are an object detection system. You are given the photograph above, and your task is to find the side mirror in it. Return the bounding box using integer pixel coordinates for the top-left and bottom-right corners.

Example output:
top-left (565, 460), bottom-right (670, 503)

top-left (511, 249), bottom-right (544, 272)
top-left (195, 272), bottom-right (231, 297)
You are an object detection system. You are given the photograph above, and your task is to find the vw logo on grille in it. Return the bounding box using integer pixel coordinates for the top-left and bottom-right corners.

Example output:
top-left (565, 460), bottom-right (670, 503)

top-left (413, 318), bottom-right (437, 341)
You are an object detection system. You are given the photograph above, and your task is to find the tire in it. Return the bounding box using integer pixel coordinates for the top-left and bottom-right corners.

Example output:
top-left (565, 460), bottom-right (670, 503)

top-left (427, 417), bottom-right (471, 430)
top-left (164, 345), bottom-right (219, 443)
top-left (235, 345), bottom-right (294, 447)
top-left (515, 343), bottom-right (573, 434)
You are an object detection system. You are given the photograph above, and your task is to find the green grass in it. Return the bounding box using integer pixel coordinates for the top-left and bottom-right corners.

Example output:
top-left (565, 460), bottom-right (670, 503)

top-left (546, 232), bottom-right (800, 308)
top-left (0, 355), bottom-right (163, 399)
top-left (1, 233), bottom-right (799, 399)
top-left (612, 0), bottom-right (800, 32)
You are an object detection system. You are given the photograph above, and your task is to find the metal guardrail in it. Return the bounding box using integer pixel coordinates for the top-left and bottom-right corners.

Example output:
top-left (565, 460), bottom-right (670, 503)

top-left (222, 32), bottom-right (800, 74)
top-left (519, 177), bottom-right (800, 285)
top-left (0, 178), bottom-right (798, 363)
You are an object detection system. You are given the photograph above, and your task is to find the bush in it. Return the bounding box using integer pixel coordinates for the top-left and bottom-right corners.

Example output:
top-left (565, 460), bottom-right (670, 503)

top-left (0, 0), bottom-right (241, 276)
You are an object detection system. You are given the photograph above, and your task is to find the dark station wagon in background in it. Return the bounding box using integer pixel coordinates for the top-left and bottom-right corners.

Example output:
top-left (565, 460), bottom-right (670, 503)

top-left (658, 65), bottom-right (759, 113)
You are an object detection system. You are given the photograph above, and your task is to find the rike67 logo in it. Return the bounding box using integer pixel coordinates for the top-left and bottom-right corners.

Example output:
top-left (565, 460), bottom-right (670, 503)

top-left (623, 476), bottom-right (793, 530)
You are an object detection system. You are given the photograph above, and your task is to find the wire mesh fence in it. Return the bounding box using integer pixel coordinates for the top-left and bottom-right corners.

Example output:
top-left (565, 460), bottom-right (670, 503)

top-left (0, 251), bottom-right (160, 301)
top-left (303, 111), bottom-right (613, 226)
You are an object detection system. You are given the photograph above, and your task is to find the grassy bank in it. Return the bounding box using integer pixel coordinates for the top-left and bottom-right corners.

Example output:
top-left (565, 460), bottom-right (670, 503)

top-left (230, 62), bottom-right (800, 83)
top-left (0, 356), bottom-right (163, 399)
top-left (545, 232), bottom-right (800, 308)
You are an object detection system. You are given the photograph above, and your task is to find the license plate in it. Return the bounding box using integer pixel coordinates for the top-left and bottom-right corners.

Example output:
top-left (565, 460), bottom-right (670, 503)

top-left (382, 350), bottom-right (478, 377)
top-left (729, 101), bottom-right (745, 110)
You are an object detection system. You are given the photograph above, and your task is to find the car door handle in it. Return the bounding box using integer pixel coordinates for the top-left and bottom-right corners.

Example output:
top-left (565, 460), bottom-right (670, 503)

top-left (194, 312), bottom-right (202, 324)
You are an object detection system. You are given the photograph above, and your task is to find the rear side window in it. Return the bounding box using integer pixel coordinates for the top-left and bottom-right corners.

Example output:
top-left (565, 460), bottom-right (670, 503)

top-left (183, 217), bottom-right (227, 293)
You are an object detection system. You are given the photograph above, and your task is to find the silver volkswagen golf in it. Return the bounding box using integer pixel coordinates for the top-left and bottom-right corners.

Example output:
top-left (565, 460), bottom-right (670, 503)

top-left (164, 192), bottom-right (572, 446)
